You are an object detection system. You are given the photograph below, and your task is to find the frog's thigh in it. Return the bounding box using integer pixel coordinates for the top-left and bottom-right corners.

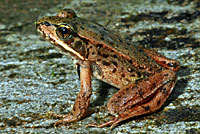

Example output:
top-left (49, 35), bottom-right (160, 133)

top-left (107, 70), bottom-right (176, 118)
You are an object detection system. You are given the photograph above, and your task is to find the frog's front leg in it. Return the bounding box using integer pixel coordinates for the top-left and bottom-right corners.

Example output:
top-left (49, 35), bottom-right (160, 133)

top-left (87, 70), bottom-right (176, 129)
top-left (54, 61), bottom-right (92, 126)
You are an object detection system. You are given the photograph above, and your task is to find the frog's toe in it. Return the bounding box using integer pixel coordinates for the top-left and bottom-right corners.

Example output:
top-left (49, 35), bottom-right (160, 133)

top-left (48, 112), bottom-right (66, 119)
top-left (54, 119), bottom-right (65, 127)
top-left (86, 118), bottom-right (117, 128)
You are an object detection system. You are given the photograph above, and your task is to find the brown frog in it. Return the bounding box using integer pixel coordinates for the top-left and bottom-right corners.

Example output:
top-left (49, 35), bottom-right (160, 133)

top-left (36, 9), bottom-right (180, 128)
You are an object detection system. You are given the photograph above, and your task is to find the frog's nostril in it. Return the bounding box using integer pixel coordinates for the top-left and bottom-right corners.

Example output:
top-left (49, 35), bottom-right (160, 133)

top-left (35, 23), bottom-right (40, 29)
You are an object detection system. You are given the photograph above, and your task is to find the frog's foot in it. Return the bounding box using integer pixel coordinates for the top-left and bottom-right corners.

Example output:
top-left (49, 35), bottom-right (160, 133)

top-left (52, 109), bottom-right (94, 127)
top-left (53, 113), bottom-right (79, 127)
top-left (86, 118), bottom-right (116, 129)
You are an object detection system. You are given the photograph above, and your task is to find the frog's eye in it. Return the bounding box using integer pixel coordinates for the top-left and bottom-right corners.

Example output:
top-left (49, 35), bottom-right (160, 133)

top-left (56, 24), bottom-right (73, 40)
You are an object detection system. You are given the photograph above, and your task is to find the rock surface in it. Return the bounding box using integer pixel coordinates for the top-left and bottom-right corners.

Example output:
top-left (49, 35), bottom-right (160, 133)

top-left (0, 0), bottom-right (199, 133)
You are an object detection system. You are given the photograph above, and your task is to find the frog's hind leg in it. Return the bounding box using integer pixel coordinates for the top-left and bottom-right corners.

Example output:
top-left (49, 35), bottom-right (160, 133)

top-left (87, 70), bottom-right (176, 129)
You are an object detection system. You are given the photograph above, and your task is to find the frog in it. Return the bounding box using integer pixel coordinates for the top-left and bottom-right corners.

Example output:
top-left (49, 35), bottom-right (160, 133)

top-left (36, 9), bottom-right (180, 129)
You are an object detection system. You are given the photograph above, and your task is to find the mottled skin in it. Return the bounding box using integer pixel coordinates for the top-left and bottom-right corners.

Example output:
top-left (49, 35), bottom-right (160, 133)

top-left (36, 9), bottom-right (180, 128)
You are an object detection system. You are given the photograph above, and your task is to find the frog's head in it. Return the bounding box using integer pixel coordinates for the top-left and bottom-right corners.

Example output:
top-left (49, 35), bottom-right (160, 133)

top-left (36, 9), bottom-right (87, 60)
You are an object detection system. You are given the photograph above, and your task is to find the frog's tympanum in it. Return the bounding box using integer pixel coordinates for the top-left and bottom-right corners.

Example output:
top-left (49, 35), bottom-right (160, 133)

top-left (36, 9), bottom-right (180, 128)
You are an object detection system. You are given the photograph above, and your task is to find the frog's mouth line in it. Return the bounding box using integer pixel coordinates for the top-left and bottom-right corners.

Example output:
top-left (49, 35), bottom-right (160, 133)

top-left (52, 36), bottom-right (85, 60)
top-left (37, 23), bottom-right (85, 60)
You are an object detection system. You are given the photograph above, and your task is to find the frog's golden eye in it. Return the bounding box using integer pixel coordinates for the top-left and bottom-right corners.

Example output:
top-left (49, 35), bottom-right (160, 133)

top-left (56, 24), bottom-right (73, 40)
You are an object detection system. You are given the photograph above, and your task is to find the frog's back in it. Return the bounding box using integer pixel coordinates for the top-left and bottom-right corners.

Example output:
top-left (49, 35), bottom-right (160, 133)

top-left (61, 16), bottom-right (162, 88)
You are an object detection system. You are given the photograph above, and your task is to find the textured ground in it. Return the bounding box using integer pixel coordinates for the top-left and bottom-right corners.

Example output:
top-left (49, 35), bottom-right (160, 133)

top-left (0, 0), bottom-right (199, 133)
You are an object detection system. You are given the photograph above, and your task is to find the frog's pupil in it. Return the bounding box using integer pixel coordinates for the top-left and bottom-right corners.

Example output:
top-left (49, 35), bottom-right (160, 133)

top-left (60, 27), bottom-right (68, 34)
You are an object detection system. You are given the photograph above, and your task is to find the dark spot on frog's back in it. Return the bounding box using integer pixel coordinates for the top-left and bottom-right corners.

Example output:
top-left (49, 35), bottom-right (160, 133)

top-left (96, 44), bottom-right (103, 49)
top-left (112, 68), bottom-right (117, 73)
top-left (102, 61), bottom-right (110, 66)
top-left (163, 73), bottom-right (169, 77)
top-left (129, 59), bottom-right (133, 64)
top-left (113, 54), bottom-right (117, 58)
top-left (102, 53), bottom-right (109, 58)
top-left (139, 66), bottom-right (145, 70)
top-left (112, 61), bottom-right (118, 66)
top-left (130, 74), bottom-right (136, 77)
top-left (136, 72), bottom-right (142, 78)
top-left (97, 58), bottom-right (101, 61)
